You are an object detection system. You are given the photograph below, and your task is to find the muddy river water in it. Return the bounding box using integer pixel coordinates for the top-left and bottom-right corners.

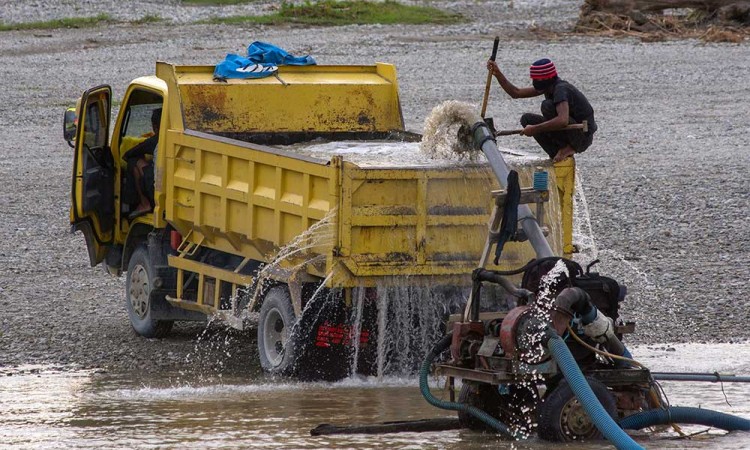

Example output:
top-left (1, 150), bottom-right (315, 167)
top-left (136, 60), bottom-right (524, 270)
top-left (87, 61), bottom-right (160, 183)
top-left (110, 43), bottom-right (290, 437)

top-left (2, 344), bottom-right (748, 449)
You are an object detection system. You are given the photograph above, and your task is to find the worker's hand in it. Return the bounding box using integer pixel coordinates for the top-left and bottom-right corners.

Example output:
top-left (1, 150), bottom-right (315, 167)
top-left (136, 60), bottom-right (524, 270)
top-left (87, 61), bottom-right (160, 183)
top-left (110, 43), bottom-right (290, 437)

top-left (486, 60), bottom-right (501, 76)
top-left (520, 125), bottom-right (535, 136)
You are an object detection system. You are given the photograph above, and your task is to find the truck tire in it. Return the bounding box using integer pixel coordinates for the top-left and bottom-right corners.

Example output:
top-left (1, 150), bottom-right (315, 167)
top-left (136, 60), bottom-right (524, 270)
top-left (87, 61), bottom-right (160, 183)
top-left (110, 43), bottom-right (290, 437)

top-left (257, 286), bottom-right (298, 375)
top-left (125, 245), bottom-right (174, 338)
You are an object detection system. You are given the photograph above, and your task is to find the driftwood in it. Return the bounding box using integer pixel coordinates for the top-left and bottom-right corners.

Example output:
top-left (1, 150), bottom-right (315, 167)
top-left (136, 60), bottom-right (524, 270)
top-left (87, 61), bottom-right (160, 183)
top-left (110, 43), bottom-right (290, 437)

top-left (310, 418), bottom-right (461, 436)
top-left (582, 0), bottom-right (750, 23)
top-left (585, 0), bottom-right (740, 13)
top-left (575, 0), bottom-right (750, 39)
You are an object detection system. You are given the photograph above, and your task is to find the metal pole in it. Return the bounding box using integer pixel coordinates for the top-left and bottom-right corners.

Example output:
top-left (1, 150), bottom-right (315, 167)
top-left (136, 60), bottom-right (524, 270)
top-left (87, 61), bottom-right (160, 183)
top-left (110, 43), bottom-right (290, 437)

top-left (462, 121), bottom-right (554, 321)
top-left (471, 121), bottom-right (554, 259)
top-left (651, 373), bottom-right (750, 383)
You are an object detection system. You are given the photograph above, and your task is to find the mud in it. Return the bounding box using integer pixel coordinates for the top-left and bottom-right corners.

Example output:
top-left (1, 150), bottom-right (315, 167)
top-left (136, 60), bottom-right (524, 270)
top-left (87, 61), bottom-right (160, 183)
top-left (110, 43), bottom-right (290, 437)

top-left (0, 0), bottom-right (748, 375)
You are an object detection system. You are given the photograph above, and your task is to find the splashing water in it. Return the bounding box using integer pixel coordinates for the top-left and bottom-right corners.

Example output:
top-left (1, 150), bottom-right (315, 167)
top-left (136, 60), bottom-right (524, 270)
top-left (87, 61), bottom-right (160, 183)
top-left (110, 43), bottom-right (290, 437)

top-left (518, 259), bottom-right (570, 364)
top-left (571, 170), bottom-right (599, 264)
top-left (420, 100), bottom-right (483, 161)
top-left (257, 209), bottom-right (337, 282)
top-left (562, 169), bottom-right (682, 343)
top-left (372, 283), bottom-right (465, 377)
top-left (348, 287), bottom-right (367, 376)
top-left (231, 209), bottom-right (338, 313)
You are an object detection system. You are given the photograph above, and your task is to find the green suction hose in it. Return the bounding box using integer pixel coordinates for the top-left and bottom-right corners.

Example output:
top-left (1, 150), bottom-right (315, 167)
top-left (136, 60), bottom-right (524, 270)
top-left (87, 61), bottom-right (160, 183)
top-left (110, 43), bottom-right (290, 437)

top-left (419, 334), bottom-right (520, 438)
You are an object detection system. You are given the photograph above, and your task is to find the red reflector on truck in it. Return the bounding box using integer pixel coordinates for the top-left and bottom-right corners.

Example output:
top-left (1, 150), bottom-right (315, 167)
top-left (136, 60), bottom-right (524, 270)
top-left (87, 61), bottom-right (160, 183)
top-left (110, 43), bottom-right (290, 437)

top-left (170, 230), bottom-right (182, 251)
top-left (315, 322), bottom-right (370, 348)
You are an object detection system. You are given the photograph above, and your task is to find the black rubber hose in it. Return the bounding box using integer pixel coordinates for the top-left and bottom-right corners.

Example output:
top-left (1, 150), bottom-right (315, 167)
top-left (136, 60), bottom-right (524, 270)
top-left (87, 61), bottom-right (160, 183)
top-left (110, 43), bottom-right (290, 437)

top-left (554, 287), bottom-right (595, 320)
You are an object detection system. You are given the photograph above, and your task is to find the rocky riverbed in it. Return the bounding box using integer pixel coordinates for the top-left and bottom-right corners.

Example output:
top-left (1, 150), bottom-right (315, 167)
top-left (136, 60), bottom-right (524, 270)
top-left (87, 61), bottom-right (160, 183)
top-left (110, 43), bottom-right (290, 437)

top-left (0, 0), bottom-right (748, 374)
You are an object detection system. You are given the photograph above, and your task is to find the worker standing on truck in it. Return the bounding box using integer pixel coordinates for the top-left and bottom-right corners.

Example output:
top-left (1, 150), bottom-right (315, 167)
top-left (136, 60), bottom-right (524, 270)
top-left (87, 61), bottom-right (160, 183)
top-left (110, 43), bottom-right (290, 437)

top-left (486, 58), bottom-right (595, 256)
top-left (125, 108), bottom-right (161, 217)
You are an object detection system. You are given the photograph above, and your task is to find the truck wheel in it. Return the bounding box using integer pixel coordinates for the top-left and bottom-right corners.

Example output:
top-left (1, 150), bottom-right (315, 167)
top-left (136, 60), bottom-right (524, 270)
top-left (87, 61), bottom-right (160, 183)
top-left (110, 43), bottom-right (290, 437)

top-left (537, 377), bottom-right (616, 442)
top-left (125, 245), bottom-right (174, 338)
top-left (257, 287), bottom-right (298, 375)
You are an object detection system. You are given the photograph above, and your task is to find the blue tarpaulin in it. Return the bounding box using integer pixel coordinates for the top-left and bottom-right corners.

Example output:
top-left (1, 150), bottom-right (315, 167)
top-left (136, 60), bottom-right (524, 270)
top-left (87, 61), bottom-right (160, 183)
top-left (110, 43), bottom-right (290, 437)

top-left (213, 41), bottom-right (317, 80)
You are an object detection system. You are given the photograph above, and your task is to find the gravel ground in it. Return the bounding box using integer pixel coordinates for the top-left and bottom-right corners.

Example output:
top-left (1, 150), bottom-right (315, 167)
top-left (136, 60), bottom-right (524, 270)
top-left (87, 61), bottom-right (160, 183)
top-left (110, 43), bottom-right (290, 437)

top-left (0, 0), bottom-right (748, 374)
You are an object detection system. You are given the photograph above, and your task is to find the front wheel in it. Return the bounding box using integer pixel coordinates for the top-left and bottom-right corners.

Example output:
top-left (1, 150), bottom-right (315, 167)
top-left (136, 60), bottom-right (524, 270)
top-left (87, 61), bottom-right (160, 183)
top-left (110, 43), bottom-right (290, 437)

top-left (537, 377), bottom-right (617, 442)
top-left (125, 245), bottom-right (173, 338)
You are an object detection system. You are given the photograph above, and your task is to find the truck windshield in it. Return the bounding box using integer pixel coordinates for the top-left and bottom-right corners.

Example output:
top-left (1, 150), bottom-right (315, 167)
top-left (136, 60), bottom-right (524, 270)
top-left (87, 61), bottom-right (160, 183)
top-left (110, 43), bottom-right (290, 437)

top-left (119, 89), bottom-right (163, 158)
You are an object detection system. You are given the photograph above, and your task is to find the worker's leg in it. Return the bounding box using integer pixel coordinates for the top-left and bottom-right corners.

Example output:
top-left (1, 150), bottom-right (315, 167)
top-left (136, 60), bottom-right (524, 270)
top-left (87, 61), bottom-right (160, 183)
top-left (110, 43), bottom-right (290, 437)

top-left (541, 100), bottom-right (586, 163)
top-left (556, 127), bottom-right (594, 163)
top-left (554, 157), bottom-right (576, 258)
top-left (540, 99), bottom-right (557, 120)
top-left (132, 158), bottom-right (152, 213)
top-left (521, 113), bottom-right (566, 159)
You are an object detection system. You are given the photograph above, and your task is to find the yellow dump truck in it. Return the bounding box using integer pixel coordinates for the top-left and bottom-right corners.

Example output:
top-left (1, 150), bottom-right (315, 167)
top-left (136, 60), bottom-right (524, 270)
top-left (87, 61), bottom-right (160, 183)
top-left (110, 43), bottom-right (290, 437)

top-left (66, 62), bottom-right (564, 379)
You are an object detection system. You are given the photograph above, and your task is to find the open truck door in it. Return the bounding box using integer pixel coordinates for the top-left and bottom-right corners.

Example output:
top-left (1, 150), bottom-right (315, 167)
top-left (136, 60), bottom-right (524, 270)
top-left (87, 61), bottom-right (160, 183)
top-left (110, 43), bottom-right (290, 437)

top-left (69, 85), bottom-right (115, 266)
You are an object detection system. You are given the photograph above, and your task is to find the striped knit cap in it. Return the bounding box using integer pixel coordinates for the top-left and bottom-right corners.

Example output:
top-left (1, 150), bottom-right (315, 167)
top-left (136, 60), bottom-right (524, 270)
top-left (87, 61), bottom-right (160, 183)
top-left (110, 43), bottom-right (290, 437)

top-left (529, 58), bottom-right (557, 80)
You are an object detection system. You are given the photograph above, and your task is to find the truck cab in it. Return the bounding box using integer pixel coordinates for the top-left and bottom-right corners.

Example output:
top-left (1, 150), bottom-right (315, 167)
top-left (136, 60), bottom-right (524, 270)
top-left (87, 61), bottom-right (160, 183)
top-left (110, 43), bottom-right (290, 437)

top-left (66, 78), bottom-right (167, 273)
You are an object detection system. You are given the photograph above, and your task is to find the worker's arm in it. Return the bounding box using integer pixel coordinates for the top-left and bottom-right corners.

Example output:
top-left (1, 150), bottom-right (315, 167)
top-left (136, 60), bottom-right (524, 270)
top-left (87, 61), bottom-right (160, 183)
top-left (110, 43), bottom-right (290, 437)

top-left (487, 61), bottom-right (539, 99)
top-left (124, 134), bottom-right (158, 160)
top-left (521, 101), bottom-right (570, 136)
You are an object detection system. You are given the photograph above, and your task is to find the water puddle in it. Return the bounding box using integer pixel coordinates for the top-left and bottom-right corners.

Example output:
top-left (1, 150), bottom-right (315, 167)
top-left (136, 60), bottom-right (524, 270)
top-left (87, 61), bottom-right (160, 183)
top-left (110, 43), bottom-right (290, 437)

top-left (8, 99), bottom-right (741, 449)
top-left (2, 345), bottom-right (748, 449)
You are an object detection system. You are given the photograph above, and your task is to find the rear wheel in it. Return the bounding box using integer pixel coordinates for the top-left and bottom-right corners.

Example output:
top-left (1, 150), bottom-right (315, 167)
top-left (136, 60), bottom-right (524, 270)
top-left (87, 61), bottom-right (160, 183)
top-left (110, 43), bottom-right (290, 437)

top-left (537, 377), bottom-right (617, 442)
top-left (257, 285), bottom-right (353, 381)
top-left (125, 245), bottom-right (173, 338)
top-left (257, 287), bottom-right (298, 375)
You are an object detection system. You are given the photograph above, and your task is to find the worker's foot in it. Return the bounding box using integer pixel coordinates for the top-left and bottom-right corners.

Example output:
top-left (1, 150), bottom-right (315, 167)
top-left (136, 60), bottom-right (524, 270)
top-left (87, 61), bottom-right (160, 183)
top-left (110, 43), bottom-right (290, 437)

top-left (129, 202), bottom-right (152, 220)
top-left (563, 244), bottom-right (580, 255)
top-left (135, 198), bottom-right (152, 212)
top-left (553, 147), bottom-right (575, 163)
top-left (128, 210), bottom-right (149, 220)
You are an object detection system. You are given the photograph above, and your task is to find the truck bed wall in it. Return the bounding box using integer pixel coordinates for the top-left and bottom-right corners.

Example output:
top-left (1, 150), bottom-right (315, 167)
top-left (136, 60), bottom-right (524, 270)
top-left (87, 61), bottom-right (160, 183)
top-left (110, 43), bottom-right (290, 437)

top-left (157, 62), bottom-right (562, 288)
top-left (164, 129), bottom-right (562, 288)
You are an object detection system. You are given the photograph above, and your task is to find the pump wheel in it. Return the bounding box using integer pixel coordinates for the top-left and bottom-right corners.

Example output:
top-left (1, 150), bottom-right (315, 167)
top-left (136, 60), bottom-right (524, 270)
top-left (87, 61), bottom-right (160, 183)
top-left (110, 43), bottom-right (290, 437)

top-left (537, 377), bottom-right (617, 442)
top-left (458, 382), bottom-right (538, 435)
top-left (257, 286), bottom-right (298, 376)
top-left (125, 245), bottom-right (174, 338)
top-left (457, 382), bottom-right (502, 431)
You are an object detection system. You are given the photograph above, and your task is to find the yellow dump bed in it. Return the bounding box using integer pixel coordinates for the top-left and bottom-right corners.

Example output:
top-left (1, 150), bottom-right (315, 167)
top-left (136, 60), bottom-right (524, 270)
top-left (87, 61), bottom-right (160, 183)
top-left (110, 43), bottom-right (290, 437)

top-left (157, 63), bottom-right (560, 288)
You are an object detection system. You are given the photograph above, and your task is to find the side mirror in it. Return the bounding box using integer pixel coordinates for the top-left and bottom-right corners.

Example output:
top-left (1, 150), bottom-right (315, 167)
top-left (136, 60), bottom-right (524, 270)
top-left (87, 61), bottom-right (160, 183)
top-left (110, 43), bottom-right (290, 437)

top-left (63, 106), bottom-right (77, 147)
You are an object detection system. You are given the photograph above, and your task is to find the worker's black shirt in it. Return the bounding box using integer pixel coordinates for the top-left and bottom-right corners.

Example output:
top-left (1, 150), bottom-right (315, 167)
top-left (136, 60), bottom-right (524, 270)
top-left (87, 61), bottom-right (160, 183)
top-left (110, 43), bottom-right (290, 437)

top-left (546, 79), bottom-right (597, 134)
